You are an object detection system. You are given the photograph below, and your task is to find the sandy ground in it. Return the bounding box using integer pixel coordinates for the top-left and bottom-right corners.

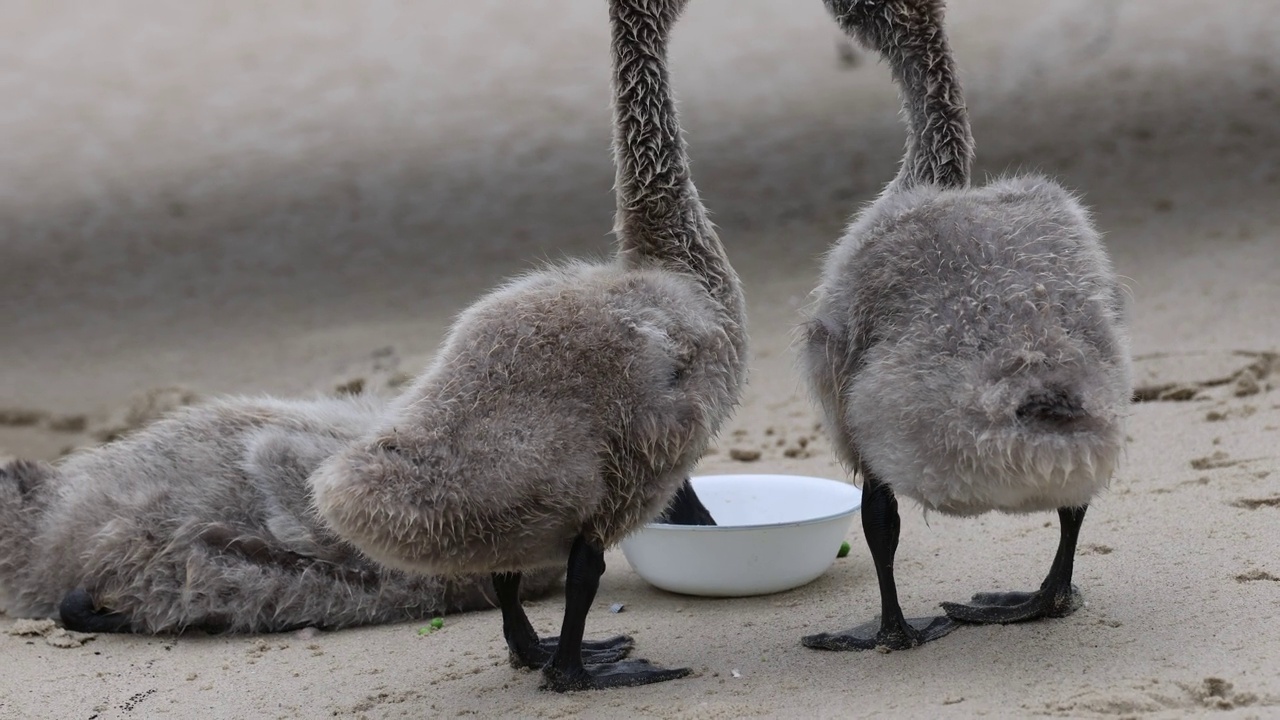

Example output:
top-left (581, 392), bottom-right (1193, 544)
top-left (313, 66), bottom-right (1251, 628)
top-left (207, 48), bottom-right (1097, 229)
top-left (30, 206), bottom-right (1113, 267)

top-left (2, 0), bottom-right (1279, 717)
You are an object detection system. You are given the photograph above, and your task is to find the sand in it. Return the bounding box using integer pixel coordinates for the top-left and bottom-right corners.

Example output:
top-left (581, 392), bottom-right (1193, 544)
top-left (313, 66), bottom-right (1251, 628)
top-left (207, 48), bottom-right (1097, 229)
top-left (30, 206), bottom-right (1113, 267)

top-left (2, 0), bottom-right (1279, 717)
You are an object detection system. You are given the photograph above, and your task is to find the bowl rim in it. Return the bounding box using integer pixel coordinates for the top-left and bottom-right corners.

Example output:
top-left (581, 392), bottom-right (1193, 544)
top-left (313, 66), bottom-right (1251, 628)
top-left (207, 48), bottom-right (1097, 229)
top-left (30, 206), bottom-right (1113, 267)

top-left (636, 473), bottom-right (862, 533)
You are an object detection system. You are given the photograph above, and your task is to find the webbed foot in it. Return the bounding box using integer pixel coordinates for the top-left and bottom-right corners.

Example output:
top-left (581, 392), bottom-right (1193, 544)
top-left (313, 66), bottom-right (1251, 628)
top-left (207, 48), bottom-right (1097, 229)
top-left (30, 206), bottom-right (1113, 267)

top-left (942, 584), bottom-right (1083, 624)
top-left (541, 659), bottom-right (691, 692)
top-left (536, 536), bottom-right (689, 692)
top-left (510, 634), bottom-right (636, 669)
top-left (802, 614), bottom-right (956, 651)
top-left (944, 506), bottom-right (1090, 625)
top-left (802, 468), bottom-right (959, 653)
top-left (59, 588), bottom-right (133, 633)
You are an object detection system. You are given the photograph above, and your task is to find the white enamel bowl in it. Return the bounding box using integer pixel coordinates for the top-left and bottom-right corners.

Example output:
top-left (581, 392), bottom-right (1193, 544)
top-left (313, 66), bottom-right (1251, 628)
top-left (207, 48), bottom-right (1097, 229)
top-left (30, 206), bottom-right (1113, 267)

top-left (620, 474), bottom-right (862, 597)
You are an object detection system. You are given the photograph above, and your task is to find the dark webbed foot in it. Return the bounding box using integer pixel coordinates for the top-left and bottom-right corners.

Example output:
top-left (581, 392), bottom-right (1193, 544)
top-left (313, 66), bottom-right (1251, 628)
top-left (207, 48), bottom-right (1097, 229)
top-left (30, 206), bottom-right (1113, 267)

top-left (509, 634), bottom-right (636, 669)
top-left (943, 505), bottom-right (1089, 626)
top-left (492, 571), bottom-right (636, 669)
top-left (942, 586), bottom-right (1082, 624)
top-left (539, 536), bottom-right (689, 692)
top-left (542, 660), bottom-right (691, 692)
top-left (803, 467), bottom-right (964, 653)
top-left (803, 615), bottom-right (956, 652)
top-left (59, 589), bottom-right (133, 633)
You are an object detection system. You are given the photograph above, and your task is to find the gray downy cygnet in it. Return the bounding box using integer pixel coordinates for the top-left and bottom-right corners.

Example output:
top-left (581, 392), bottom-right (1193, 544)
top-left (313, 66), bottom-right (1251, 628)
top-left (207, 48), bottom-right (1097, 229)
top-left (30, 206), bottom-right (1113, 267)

top-left (310, 0), bottom-right (747, 692)
top-left (0, 395), bottom-right (560, 634)
top-left (801, 0), bottom-right (1132, 652)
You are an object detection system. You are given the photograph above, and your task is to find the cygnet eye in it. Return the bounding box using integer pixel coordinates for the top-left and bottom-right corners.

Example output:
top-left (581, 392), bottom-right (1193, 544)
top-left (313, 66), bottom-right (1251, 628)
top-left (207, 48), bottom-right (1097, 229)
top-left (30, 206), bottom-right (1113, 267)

top-left (374, 437), bottom-right (400, 454)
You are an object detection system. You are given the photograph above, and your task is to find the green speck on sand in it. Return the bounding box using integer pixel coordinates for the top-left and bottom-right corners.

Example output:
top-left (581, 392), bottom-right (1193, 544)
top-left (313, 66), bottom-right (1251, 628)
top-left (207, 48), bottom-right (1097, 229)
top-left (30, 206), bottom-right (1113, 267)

top-left (837, 541), bottom-right (851, 558)
top-left (417, 617), bottom-right (446, 635)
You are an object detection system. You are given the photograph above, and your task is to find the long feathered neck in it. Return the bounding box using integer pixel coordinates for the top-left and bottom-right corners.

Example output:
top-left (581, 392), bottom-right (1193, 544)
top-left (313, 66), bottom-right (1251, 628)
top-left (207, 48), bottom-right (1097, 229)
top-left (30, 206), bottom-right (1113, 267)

top-left (608, 0), bottom-right (738, 307)
top-left (825, 0), bottom-right (973, 190)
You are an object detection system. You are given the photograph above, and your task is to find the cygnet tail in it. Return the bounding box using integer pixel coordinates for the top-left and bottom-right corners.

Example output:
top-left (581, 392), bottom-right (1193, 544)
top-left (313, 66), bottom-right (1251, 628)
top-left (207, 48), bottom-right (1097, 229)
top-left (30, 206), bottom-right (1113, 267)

top-left (1017, 388), bottom-right (1089, 426)
top-left (0, 459), bottom-right (53, 612)
top-left (608, 0), bottom-right (739, 310)
top-left (823, 0), bottom-right (973, 190)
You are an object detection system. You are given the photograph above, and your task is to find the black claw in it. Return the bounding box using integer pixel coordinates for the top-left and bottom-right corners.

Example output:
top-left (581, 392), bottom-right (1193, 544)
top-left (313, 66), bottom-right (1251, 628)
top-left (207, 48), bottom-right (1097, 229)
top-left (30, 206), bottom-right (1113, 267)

top-left (541, 660), bottom-right (691, 692)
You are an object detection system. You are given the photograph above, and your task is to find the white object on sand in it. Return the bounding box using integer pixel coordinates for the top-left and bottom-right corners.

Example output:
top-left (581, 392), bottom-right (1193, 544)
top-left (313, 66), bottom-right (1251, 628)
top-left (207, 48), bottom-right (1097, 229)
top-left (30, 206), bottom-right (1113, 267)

top-left (621, 474), bottom-right (862, 597)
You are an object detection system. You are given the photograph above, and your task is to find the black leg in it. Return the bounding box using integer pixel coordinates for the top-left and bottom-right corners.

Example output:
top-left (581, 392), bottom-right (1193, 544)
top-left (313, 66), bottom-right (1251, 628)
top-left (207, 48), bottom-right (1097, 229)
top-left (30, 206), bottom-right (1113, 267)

top-left (541, 535), bottom-right (691, 692)
top-left (802, 468), bottom-right (956, 651)
top-left (492, 570), bottom-right (633, 670)
top-left (59, 589), bottom-right (134, 633)
top-left (942, 505), bottom-right (1087, 624)
top-left (655, 478), bottom-right (716, 526)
